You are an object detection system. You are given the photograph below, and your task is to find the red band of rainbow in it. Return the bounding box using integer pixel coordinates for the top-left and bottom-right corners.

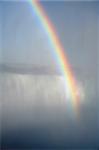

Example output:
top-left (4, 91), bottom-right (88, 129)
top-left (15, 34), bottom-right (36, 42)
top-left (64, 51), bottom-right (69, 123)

top-left (30, 0), bottom-right (80, 115)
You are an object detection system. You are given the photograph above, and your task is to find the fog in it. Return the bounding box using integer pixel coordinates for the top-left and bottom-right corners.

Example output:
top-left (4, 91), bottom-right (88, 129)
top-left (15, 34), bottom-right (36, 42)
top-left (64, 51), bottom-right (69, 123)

top-left (1, 68), bottom-right (98, 149)
top-left (0, 1), bottom-right (99, 149)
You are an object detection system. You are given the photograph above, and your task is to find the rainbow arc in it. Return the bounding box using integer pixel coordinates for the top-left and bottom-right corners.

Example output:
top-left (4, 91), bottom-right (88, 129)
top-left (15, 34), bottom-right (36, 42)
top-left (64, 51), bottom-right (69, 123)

top-left (30, 0), bottom-right (80, 115)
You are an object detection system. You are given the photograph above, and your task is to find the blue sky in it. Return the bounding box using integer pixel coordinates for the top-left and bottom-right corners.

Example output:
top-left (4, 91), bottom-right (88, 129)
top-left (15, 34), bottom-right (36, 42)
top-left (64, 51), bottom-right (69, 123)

top-left (0, 1), bottom-right (98, 71)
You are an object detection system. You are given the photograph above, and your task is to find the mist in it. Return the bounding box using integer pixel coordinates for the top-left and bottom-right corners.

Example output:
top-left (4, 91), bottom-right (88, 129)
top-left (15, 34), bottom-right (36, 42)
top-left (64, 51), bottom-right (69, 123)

top-left (1, 67), bottom-right (98, 149)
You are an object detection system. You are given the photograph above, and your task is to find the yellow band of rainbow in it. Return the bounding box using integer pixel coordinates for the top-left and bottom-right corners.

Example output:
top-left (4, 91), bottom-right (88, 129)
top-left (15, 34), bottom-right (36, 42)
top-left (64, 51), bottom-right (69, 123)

top-left (30, 0), bottom-right (80, 114)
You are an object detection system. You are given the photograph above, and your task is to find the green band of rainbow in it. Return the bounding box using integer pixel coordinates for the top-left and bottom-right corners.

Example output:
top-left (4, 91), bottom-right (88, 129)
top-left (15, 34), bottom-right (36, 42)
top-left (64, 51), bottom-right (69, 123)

top-left (30, 0), bottom-right (80, 114)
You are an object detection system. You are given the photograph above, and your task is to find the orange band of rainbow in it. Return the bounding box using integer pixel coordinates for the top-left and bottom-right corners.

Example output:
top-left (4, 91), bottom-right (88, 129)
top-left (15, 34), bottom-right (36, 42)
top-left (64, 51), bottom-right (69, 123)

top-left (30, 0), bottom-right (80, 114)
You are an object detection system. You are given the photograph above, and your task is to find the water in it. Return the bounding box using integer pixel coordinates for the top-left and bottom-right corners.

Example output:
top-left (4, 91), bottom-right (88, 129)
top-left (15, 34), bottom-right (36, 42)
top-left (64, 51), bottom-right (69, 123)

top-left (1, 71), bottom-right (98, 149)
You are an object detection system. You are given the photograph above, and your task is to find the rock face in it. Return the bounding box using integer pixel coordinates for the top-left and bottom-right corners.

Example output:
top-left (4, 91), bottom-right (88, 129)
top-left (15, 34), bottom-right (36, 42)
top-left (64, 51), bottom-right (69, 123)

top-left (1, 70), bottom-right (98, 149)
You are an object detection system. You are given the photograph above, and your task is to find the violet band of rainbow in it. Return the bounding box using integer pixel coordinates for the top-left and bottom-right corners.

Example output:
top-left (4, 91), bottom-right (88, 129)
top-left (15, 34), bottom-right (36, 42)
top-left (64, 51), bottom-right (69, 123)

top-left (30, 0), bottom-right (80, 114)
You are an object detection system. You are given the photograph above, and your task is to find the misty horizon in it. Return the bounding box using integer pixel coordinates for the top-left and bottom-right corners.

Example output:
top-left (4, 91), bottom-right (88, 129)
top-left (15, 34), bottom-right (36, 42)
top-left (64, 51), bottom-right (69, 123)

top-left (0, 0), bottom-right (99, 149)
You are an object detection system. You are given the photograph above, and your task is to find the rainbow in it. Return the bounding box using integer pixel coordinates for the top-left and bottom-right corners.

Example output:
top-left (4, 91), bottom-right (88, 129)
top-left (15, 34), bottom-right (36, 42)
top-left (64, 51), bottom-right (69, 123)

top-left (30, 0), bottom-right (80, 114)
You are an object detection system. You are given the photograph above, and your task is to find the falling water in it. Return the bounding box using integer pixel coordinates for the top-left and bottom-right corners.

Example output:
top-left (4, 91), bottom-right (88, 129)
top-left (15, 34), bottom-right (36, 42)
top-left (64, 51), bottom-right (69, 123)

top-left (1, 67), bottom-right (98, 148)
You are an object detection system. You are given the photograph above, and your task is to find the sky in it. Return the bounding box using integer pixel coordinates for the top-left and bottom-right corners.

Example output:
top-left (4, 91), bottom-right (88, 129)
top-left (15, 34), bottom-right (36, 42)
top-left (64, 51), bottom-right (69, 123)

top-left (0, 1), bottom-right (98, 71)
top-left (0, 1), bottom-right (99, 149)
top-left (0, 3), bottom-right (2, 63)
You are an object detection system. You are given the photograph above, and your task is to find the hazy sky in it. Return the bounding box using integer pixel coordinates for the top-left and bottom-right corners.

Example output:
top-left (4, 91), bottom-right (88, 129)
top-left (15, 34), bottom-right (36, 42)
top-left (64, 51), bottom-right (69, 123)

top-left (0, 3), bottom-right (2, 63)
top-left (0, 1), bottom-right (98, 70)
top-left (1, 1), bottom-right (99, 148)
